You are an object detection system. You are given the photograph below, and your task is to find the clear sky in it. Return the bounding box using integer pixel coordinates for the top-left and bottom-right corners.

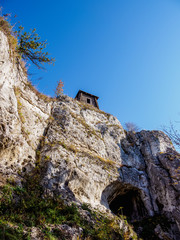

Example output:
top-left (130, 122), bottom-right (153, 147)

top-left (1, 0), bottom-right (180, 131)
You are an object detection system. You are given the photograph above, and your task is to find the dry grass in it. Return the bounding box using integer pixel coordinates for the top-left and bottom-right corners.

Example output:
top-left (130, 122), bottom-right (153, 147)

top-left (44, 140), bottom-right (78, 154)
top-left (76, 100), bottom-right (111, 119)
top-left (45, 115), bottom-right (54, 124)
top-left (45, 138), bottom-right (116, 167)
top-left (107, 124), bottom-right (121, 129)
top-left (14, 87), bottom-right (33, 144)
top-left (81, 151), bottom-right (116, 166)
top-left (0, 17), bottom-right (29, 76)
top-left (35, 113), bottom-right (43, 122)
top-left (57, 140), bottom-right (78, 154)
top-left (0, 17), bottom-right (17, 55)
top-left (14, 86), bottom-right (21, 96)
top-left (17, 100), bottom-right (25, 123)
top-left (95, 155), bottom-right (116, 166)
top-left (79, 150), bottom-right (116, 167)
top-left (14, 87), bottom-right (26, 124)
top-left (25, 81), bottom-right (54, 103)
top-left (21, 126), bottom-right (30, 139)
top-left (70, 111), bottom-right (103, 141)
top-left (18, 58), bottom-right (28, 76)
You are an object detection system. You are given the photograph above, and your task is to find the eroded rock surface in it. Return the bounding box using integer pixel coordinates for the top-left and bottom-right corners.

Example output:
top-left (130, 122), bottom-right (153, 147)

top-left (0, 30), bottom-right (180, 239)
top-left (38, 96), bottom-right (180, 239)
top-left (0, 31), bottom-right (52, 178)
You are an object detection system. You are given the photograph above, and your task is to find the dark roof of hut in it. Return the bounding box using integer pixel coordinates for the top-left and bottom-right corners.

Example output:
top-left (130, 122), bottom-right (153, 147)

top-left (75, 90), bottom-right (99, 99)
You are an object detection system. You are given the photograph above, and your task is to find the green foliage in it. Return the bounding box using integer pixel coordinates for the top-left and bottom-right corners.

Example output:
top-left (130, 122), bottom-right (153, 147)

top-left (0, 220), bottom-right (30, 240)
top-left (16, 26), bottom-right (55, 69)
top-left (0, 182), bottom-right (123, 239)
top-left (0, 14), bottom-right (55, 70)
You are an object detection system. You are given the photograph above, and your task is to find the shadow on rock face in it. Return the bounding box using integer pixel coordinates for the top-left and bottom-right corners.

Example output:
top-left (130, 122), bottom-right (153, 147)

top-left (101, 180), bottom-right (180, 240)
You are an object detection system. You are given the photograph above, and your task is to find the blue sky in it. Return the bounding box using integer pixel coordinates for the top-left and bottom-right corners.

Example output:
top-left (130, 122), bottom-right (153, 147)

top-left (1, 0), bottom-right (180, 131)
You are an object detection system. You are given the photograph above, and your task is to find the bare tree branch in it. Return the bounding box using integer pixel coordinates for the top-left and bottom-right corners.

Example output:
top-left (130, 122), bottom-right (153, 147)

top-left (124, 122), bottom-right (140, 132)
top-left (163, 121), bottom-right (180, 147)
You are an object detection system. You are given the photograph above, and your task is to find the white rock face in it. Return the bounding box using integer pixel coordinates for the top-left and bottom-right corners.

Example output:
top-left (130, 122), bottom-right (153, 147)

top-left (40, 97), bottom-right (125, 210)
top-left (40, 97), bottom-right (180, 225)
top-left (0, 30), bottom-right (180, 239)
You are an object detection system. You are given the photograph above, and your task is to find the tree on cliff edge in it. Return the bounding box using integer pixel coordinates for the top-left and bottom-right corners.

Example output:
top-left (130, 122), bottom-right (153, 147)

top-left (0, 13), bottom-right (55, 69)
top-left (16, 26), bottom-right (55, 69)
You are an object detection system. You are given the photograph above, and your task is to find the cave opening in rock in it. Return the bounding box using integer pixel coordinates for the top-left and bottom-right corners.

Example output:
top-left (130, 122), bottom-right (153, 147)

top-left (108, 189), bottom-right (147, 220)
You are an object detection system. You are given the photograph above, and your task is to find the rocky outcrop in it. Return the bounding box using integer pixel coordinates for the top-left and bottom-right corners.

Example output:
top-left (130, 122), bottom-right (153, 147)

top-left (38, 96), bottom-right (180, 239)
top-left (0, 30), bottom-right (180, 239)
top-left (0, 31), bottom-right (52, 180)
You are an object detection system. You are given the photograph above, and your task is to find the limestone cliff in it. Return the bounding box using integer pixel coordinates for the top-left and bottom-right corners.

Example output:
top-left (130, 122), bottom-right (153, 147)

top-left (0, 30), bottom-right (180, 240)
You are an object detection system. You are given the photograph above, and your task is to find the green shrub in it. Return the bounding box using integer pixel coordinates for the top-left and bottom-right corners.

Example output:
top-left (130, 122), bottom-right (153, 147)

top-left (0, 220), bottom-right (30, 240)
top-left (0, 182), bottom-right (124, 239)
